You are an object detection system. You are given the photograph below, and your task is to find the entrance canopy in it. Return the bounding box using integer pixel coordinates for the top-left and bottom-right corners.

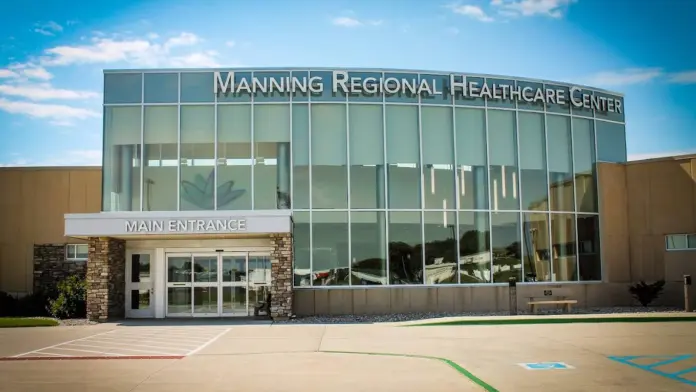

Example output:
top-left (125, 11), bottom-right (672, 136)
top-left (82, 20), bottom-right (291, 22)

top-left (64, 210), bottom-right (292, 239)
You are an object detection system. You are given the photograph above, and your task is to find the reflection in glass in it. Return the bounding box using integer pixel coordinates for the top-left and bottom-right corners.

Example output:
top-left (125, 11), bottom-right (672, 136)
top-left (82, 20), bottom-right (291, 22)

top-left (167, 257), bottom-right (191, 283)
top-left (292, 104), bottom-right (310, 209)
top-left (349, 104), bottom-right (385, 209)
top-left (217, 105), bottom-right (252, 210)
top-left (293, 212), bottom-right (311, 286)
top-left (596, 121), bottom-right (627, 163)
top-left (194, 287), bottom-right (218, 314)
top-left (351, 211), bottom-right (387, 285)
top-left (458, 211), bottom-right (491, 283)
top-left (131, 290), bottom-right (150, 310)
top-left (577, 215), bottom-right (601, 281)
top-left (168, 287), bottom-right (191, 314)
top-left (422, 107), bottom-right (455, 209)
top-left (312, 104), bottom-right (348, 209)
top-left (103, 106), bottom-right (141, 211)
top-left (518, 112), bottom-right (548, 210)
top-left (386, 105), bottom-right (421, 209)
top-left (193, 256), bottom-right (218, 283)
top-left (181, 72), bottom-right (214, 103)
top-left (547, 115), bottom-right (575, 212)
top-left (180, 105), bottom-right (215, 211)
top-left (254, 105), bottom-right (291, 209)
top-left (573, 118), bottom-right (598, 212)
top-left (130, 254), bottom-right (151, 283)
top-left (455, 108), bottom-right (488, 210)
top-left (312, 211), bottom-right (349, 286)
top-left (488, 110), bottom-right (519, 211)
top-left (104, 73), bottom-right (142, 104)
top-left (222, 256), bottom-right (246, 282)
top-left (143, 106), bottom-right (178, 211)
top-left (424, 211), bottom-right (457, 284)
top-left (551, 213), bottom-right (577, 281)
top-left (522, 213), bottom-right (550, 282)
top-left (249, 256), bottom-right (271, 284)
top-left (491, 212), bottom-right (522, 283)
top-left (388, 212), bottom-right (423, 284)
top-left (144, 73), bottom-right (178, 103)
top-left (222, 287), bottom-right (246, 314)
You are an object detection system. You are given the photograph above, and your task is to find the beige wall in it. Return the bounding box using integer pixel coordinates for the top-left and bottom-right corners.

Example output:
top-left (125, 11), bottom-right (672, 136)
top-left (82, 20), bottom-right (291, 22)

top-left (599, 156), bottom-right (696, 285)
top-left (0, 167), bottom-right (101, 294)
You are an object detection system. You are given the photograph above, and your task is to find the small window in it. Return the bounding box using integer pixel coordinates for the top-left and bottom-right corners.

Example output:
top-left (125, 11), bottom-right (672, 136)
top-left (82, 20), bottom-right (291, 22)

top-left (66, 244), bottom-right (89, 260)
top-left (666, 235), bottom-right (688, 250)
top-left (689, 234), bottom-right (696, 249)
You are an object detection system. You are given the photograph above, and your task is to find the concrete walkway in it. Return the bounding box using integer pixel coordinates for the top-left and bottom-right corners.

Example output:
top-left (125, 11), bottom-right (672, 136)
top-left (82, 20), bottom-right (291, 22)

top-left (0, 318), bottom-right (695, 391)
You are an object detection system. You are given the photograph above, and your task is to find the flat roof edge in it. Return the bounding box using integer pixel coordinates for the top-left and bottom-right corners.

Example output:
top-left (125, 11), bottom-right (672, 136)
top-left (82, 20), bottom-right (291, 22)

top-left (102, 67), bottom-right (624, 97)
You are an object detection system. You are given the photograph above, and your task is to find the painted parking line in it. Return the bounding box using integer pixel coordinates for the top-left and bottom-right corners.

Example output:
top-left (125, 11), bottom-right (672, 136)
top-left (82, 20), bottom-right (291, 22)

top-left (3, 326), bottom-right (231, 361)
top-left (609, 355), bottom-right (696, 387)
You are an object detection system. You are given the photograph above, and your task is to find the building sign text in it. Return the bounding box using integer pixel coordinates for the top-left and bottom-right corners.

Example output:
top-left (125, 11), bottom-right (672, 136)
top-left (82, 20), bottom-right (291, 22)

top-left (125, 219), bottom-right (247, 233)
top-left (213, 70), bottom-right (622, 114)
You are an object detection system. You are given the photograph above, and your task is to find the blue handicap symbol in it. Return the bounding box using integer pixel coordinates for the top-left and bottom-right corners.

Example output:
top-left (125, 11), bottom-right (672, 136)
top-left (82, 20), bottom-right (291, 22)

top-left (521, 362), bottom-right (571, 370)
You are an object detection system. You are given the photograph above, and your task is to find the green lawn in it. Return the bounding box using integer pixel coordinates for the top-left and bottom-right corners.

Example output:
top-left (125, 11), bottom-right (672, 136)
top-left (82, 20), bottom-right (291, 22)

top-left (0, 317), bottom-right (60, 328)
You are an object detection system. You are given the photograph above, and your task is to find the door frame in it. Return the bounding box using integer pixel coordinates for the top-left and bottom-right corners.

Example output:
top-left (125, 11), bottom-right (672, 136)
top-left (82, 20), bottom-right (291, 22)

top-left (164, 251), bottom-right (272, 318)
top-left (125, 250), bottom-right (156, 318)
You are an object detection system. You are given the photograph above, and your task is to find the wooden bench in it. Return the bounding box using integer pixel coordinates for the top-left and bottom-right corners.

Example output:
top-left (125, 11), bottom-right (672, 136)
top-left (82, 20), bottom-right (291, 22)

top-left (526, 288), bottom-right (577, 314)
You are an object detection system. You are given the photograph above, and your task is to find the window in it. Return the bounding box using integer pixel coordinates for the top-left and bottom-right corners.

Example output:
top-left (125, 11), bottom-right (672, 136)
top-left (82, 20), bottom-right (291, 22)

top-left (66, 244), bottom-right (88, 260)
top-left (666, 234), bottom-right (696, 250)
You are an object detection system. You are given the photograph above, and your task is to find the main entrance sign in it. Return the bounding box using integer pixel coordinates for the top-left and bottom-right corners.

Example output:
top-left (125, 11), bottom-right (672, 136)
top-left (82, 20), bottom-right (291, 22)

top-left (213, 70), bottom-right (622, 114)
top-left (125, 219), bottom-right (247, 234)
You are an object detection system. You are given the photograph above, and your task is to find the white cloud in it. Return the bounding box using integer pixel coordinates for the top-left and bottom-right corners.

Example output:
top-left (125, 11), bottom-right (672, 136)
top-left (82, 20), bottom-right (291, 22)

top-left (168, 51), bottom-right (221, 68)
top-left (491, 0), bottom-right (576, 18)
top-left (0, 69), bottom-right (19, 78)
top-left (0, 98), bottom-right (100, 120)
top-left (37, 32), bottom-right (220, 68)
top-left (34, 21), bottom-right (63, 36)
top-left (331, 16), bottom-right (383, 27)
top-left (226, 40), bottom-right (236, 47)
top-left (449, 4), bottom-right (495, 22)
top-left (19, 66), bottom-right (52, 80)
top-left (668, 70), bottom-right (696, 84)
top-left (0, 83), bottom-right (99, 101)
top-left (164, 32), bottom-right (200, 49)
top-left (583, 68), bottom-right (663, 87)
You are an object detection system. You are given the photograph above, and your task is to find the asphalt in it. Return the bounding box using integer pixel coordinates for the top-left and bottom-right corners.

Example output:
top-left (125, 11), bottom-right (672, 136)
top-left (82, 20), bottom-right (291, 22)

top-left (0, 315), bottom-right (694, 391)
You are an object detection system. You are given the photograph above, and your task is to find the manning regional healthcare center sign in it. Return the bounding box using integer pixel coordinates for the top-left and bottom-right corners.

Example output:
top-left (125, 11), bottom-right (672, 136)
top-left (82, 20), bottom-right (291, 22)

top-left (213, 70), bottom-right (622, 114)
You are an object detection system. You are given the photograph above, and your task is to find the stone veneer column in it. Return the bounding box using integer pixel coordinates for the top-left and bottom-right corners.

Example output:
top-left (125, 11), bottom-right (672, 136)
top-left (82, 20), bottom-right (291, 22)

top-left (269, 233), bottom-right (293, 319)
top-left (86, 237), bottom-right (126, 322)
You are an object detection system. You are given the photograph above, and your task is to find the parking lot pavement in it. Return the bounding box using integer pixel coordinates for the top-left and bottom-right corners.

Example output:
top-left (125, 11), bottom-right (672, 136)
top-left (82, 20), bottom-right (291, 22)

top-left (8, 326), bottom-right (231, 359)
top-left (2, 321), bottom-right (696, 391)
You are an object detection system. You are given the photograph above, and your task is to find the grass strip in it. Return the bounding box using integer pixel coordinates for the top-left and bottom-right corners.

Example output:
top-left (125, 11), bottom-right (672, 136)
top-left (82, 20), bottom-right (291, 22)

top-left (322, 350), bottom-right (498, 392)
top-left (0, 317), bottom-right (59, 328)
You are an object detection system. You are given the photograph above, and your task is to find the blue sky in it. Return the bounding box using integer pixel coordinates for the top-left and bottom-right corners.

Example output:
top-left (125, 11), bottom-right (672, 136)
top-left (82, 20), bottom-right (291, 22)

top-left (0, 0), bottom-right (694, 166)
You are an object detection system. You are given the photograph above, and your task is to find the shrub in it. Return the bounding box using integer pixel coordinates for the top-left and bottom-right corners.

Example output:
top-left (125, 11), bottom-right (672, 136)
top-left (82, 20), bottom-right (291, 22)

top-left (0, 291), bottom-right (18, 317)
top-left (629, 280), bottom-right (666, 307)
top-left (48, 276), bottom-right (86, 319)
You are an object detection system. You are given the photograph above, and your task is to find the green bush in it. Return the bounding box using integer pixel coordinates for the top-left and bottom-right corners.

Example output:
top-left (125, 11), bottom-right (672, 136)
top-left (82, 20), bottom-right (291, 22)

top-left (628, 280), bottom-right (666, 307)
top-left (0, 291), bottom-right (52, 317)
top-left (48, 276), bottom-right (86, 319)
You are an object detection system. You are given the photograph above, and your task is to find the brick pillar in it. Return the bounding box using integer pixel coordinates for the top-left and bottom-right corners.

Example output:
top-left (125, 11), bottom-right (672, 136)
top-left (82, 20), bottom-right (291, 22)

top-left (270, 233), bottom-right (293, 320)
top-left (86, 237), bottom-right (126, 322)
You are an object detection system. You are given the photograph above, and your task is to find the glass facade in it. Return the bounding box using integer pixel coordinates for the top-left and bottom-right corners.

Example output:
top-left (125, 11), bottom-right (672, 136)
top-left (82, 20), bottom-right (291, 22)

top-left (103, 68), bottom-right (626, 286)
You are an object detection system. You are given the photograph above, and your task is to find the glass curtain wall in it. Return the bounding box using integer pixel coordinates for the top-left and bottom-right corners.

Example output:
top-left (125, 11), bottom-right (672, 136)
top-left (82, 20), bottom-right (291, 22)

top-left (102, 70), bottom-right (621, 286)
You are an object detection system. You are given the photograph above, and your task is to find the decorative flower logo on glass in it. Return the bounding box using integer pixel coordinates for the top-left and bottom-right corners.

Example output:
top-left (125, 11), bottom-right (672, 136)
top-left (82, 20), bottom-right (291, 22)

top-left (181, 170), bottom-right (245, 209)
